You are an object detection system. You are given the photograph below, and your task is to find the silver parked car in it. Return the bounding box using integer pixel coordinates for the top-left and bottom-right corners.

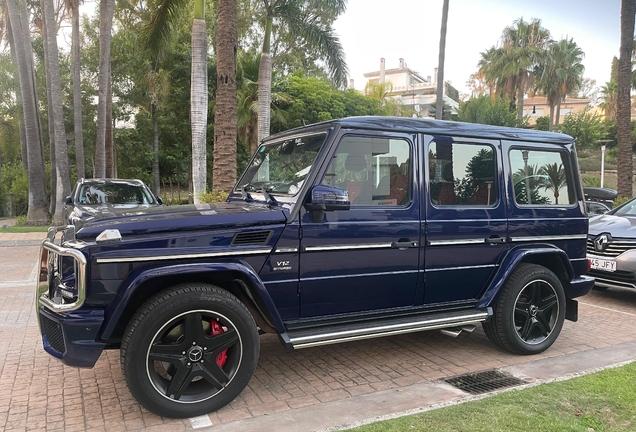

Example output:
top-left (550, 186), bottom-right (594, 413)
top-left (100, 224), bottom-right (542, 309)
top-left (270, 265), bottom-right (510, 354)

top-left (587, 197), bottom-right (636, 291)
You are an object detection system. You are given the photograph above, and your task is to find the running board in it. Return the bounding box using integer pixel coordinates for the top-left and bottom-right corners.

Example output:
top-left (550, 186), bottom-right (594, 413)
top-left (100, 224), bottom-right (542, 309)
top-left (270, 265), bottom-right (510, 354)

top-left (283, 309), bottom-right (490, 350)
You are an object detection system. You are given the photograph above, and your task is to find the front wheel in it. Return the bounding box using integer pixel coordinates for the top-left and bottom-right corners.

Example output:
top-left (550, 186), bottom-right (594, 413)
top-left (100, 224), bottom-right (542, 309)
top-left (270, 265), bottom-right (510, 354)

top-left (483, 264), bottom-right (566, 355)
top-left (121, 283), bottom-right (260, 418)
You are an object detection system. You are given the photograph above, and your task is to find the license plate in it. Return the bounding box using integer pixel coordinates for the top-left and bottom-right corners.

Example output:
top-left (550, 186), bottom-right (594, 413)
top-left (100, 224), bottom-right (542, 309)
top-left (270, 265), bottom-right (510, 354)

top-left (590, 258), bottom-right (617, 272)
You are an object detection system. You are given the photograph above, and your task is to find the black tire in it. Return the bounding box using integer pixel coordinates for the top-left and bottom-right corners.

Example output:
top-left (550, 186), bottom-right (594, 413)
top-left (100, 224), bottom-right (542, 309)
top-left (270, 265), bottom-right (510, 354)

top-left (120, 283), bottom-right (259, 418)
top-left (482, 263), bottom-right (566, 355)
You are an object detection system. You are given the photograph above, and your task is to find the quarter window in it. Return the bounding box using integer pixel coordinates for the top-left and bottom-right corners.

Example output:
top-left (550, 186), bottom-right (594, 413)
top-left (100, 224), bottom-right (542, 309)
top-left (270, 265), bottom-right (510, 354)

top-left (429, 142), bottom-right (497, 206)
top-left (321, 136), bottom-right (411, 206)
top-left (509, 149), bottom-right (575, 205)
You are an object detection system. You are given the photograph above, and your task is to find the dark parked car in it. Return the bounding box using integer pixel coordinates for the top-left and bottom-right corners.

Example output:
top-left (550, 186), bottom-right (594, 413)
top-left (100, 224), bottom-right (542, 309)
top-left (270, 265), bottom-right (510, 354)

top-left (37, 117), bottom-right (593, 418)
top-left (588, 196), bottom-right (636, 290)
top-left (64, 178), bottom-right (162, 225)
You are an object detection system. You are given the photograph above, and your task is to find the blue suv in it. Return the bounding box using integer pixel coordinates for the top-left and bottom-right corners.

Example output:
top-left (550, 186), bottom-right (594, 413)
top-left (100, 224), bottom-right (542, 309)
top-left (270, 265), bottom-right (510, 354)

top-left (36, 117), bottom-right (594, 418)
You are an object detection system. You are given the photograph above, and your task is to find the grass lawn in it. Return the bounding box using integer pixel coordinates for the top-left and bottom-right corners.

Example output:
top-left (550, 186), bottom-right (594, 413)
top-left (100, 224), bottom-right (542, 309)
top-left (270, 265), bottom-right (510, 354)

top-left (349, 362), bottom-right (636, 432)
top-left (0, 226), bottom-right (49, 233)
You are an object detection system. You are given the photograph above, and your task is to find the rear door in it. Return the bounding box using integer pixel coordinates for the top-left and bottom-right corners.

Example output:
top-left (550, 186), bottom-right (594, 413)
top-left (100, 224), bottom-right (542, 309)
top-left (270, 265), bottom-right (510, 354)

top-left (423, 135), bottom-right (508, 304)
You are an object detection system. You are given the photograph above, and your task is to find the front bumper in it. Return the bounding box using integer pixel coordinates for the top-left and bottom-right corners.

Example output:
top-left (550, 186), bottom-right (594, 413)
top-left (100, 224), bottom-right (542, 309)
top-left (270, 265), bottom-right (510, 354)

top-left (587, 251), bottom-right (636, 291)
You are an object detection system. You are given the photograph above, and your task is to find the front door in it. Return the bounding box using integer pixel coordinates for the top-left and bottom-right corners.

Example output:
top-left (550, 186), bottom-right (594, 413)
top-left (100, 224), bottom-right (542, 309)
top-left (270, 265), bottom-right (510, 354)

top-left (424, 136), bottom-right (508, 304)
top-left (298, 131), bottom-right (421, 318)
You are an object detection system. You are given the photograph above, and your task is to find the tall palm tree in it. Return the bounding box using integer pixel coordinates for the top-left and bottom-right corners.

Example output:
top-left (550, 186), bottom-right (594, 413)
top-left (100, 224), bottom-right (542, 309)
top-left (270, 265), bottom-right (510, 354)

top-left (617, 0), bottom-right (635, 199)
top-left (147, 0), bottom-right (209, 203)
top-left (42, 0), bottom-right (71, 224)
top-left (536, 38), bottom-right (585, 130)
top-left (256, 0), bottom-right (348, 143)
top-left (435, 0), bottom-right (449, 120)
top-left (539, 162), bottom-right (566, 204)
top-left (213, 0), bottom-right (238, 193)
top-left (95, 0), bottom-right (115, 178)
top-left (5, 0), bottom-right (49, 224)
top-left (600, 80), bottom-right (618, 119)
top-left (144, 69), bottom-right (170, 196)
top-left (64, 0), bottom-right (84, 179)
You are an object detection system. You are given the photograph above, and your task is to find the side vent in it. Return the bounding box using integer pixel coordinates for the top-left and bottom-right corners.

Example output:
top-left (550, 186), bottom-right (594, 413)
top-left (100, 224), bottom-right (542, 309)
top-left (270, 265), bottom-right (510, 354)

top-left (231, 230), bottom-right (273, 246)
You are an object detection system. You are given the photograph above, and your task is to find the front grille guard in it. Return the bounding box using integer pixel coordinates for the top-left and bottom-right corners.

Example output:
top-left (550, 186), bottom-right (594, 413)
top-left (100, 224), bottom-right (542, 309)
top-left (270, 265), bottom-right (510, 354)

top-left (36, 226), bottom-right (87, 312)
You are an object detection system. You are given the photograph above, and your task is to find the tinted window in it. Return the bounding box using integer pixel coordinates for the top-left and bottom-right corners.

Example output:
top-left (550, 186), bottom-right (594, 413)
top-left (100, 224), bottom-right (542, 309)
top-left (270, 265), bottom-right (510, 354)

top-left (321, 136), bottom-right (411, 206)
top-left (510, 149), bottom-right (575, 205)
top-left (79, 183), bottom-right (155, 204)
top-left (429, 142), bottom-right (497, 206)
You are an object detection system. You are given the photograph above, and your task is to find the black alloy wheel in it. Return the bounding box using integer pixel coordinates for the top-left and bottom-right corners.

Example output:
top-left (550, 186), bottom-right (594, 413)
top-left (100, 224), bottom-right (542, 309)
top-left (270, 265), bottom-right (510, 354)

top-left (121, 284), bottom-right (259, 418)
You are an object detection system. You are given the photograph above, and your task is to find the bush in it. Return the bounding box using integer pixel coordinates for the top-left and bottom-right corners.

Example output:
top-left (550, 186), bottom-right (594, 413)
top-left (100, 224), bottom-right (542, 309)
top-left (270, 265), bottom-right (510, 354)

top-left (577, 150), bottom-right (590, 158)
top-left (199, 190), bottom-right (229, 203)
top-left (0, 163), bottom-right (29, 217)
top-left (614, 196), bottom-right (632, 207)
top-left (582, 175), bottom-right (601, 187)
top-left (14, 215), bottom-right (27, 227)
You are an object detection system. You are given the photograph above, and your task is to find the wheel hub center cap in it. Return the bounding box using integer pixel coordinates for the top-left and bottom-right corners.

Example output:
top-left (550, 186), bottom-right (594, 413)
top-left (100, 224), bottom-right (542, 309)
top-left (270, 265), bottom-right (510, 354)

top-left (529, 305), bottom-right (539, 317)
top-left (188, 346), bottom-right (204, 362)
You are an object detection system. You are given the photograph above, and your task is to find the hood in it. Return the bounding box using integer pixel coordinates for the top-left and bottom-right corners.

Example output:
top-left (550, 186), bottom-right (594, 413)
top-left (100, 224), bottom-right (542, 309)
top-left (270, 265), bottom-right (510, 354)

top-left (70, 203), bottom-right (158, 223)
top-left (588, 213), bottom-right (636, 237)
top-left (74, 201), bottom-right (287, 240)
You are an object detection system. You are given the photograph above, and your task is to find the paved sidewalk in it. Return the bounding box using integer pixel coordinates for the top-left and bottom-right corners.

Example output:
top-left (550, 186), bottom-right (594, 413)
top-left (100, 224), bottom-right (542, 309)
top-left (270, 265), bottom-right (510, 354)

top-left (2, 245), bottom-right (636, 431)
top-left (0, 220), bottom-right (46, 247)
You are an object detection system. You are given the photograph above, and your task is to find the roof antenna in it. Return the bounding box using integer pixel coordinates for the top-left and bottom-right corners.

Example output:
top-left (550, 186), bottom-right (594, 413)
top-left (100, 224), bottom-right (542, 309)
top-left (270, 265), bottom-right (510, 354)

top-left (301, 118), bottom-right (306, 126)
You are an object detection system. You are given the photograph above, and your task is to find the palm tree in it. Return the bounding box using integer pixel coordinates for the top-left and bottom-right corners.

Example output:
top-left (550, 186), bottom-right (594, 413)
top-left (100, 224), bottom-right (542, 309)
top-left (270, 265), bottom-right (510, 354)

top-left (65, 0), bottom-right (85, 179)
top-left (536, 38), bottom-right (585, 130)
top-left (237, 52), bottom-right (261, 156)
top-left (213, 0), bottom-right (238, 193)
top-left (147, 0), bottom-right (209, 203)
top-left (256, 0), bottom-right (349, 143)
top-left (617, 0), bottom-right (635, 199)
top-left (539, 162), bottom-right (566, 204)
top-left (5, 0), bottom-right (49, 224)
top-left (144, 69), bottom-right (170, 196)
top-left (435, 0), bottom-right (449, 120)
top-left (478, 18), bottom-right (551, 118)
top-left (42, 0), bottom-right (71, 224)
top-left (599, 80), bottom-right (618, 119)
top-left (95, 0), bottom-right (115, 178)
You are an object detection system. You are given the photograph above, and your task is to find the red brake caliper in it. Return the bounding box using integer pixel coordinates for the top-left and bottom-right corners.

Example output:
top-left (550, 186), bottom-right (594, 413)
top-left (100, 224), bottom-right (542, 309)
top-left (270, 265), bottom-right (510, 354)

top-left (210, 320), bottom-right (228, 367)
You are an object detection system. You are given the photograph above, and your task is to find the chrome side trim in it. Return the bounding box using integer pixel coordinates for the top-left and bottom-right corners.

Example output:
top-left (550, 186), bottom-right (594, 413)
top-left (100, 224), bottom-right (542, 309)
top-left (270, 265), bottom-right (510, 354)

top-left (37, 240), bottom-right (87, 312)
top-left (263, 279), bottom-right (298, 285)
top-left (290, 311), bottom-right (489, 349)
top-left (428, 218), bottom-right (507, 223)
top-left (274, 247), bottom-right (298, 253)
top-left (95, 247), bottom-right (272, 264)
top-left (427, 264), bottom-right (497, 272)
top-left (303, 243), bottom-right (392, 252)
top-left (428, 238), bottom-right (486, 246)
top-left (510, 234), bottom-right (587, 242)
top-left (301, 269), bottom-right (419, 282)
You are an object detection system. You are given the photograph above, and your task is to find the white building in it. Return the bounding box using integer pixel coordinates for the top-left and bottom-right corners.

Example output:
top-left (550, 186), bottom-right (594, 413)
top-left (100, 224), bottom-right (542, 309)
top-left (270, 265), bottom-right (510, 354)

top-left (362, 58), bottom-right (459, 117)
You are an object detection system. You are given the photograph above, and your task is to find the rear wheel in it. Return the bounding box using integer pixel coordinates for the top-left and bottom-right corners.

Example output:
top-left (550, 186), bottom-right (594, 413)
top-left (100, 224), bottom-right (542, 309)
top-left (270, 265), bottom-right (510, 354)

top-left (483, 264), bottom-right (565, 355)
top-left (121, 283), bottom-right (259, 418)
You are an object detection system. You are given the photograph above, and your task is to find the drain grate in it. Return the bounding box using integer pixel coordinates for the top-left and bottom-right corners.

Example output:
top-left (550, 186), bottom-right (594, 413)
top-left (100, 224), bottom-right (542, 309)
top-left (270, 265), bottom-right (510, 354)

top-left (444, 369), bottom-right (526, 395)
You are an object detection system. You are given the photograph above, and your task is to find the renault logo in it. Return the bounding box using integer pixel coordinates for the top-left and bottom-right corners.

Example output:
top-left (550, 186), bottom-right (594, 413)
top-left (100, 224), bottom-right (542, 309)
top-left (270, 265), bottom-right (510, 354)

top-left (594, 233), bottom-right (612, 252)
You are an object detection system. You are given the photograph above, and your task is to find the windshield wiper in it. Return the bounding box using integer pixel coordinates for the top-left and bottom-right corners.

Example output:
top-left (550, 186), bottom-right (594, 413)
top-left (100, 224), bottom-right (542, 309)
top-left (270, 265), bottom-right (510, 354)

top-left (261, 189), bottom-right (279, 207)
top-left (241, 189), bottom-right (254, 202)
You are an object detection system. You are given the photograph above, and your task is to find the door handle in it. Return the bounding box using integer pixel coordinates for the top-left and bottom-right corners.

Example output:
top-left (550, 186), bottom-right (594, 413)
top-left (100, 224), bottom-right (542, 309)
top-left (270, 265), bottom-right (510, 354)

top-left (391, 241), bottom-right (418, 249)
top-left (485, 237), bottom-right (506, 244)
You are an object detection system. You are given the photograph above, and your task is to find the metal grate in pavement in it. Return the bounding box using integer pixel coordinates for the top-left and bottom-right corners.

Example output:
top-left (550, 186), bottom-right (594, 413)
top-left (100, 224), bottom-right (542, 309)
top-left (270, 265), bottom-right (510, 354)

top-left (444, 369), bottom-right (526, 395)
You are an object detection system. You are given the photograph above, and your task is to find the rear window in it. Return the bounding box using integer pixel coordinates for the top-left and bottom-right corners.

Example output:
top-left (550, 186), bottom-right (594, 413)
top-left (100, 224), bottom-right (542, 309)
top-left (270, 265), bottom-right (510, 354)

top-left (509, 149), bottom-right (575, 206)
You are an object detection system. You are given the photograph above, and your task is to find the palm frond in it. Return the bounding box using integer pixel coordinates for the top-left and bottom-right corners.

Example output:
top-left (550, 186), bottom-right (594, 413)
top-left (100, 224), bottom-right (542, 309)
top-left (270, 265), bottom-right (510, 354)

top-left (143, 0), bottom-right (188, 56)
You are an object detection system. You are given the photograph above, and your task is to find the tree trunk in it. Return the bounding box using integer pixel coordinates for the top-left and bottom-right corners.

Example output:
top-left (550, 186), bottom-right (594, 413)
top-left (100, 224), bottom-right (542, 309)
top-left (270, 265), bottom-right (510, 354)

top-left (191, 5), bottom-right (208, 203)
top-left (71, 0), bottom-right (85, 179)
top-left (555, 98), bottom-right (562, 128)
top-left (517, 75), bottom-right (525, 119)
top-left (548, 104), bottom-right (555, 131)
top-left (257, 17), bottom-right (273, 143)
top-left (41, 2), bottom-right (57, 216)
top-left (435, 0), bottom-right (449, 120)
top-left (6, 0), bottom-right (49, 224)
top-left (95, 0), bottom-right (115, 178)
top-left (152, 102), bottom-right (160, 196)
top-left (213, 0), bottom-right (238, 193)
top-left (43, 0), bottom-right (71, 224)
top-left (105, 74), bottom-right (114, 177)
top-left (6, 17), bottom-right (28, 171)
top-left (617, 0), bottom-right (635, 199)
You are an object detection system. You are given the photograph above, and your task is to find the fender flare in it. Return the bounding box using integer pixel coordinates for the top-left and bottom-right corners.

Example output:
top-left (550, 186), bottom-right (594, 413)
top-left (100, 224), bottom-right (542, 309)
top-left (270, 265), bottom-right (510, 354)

top-left (100, 261), bottom-right (286, 340)
top-left (477, 244), bottom-right (575, 309)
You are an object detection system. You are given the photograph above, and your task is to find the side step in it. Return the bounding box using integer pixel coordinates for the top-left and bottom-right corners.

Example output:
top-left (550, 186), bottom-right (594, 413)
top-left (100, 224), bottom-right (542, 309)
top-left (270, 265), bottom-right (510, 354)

top-left (283, 309), bottom-right (490, 350)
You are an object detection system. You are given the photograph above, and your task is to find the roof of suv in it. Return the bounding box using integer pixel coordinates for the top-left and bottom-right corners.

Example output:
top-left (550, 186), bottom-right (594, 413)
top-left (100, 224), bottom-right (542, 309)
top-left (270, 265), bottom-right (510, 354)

top-left (265, 116), bottom-right (575, 145)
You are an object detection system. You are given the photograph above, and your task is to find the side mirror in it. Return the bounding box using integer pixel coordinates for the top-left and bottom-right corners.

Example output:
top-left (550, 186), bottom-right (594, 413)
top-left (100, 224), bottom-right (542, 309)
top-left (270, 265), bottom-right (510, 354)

top-left (65, 196), bottom-right (73, 205)
top-left (304, 185), bottom-right (350, 222)
top-left (156, 197), bottom-right (164, 205)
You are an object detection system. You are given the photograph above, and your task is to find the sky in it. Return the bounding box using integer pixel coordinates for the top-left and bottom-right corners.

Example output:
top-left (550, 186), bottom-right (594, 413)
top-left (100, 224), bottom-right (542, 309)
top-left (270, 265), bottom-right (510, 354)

top-left (334, 0), bottom-right (622, 97)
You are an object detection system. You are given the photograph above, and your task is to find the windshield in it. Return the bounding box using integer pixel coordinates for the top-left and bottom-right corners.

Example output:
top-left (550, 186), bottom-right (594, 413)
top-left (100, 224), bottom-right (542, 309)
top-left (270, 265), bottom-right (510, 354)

top-left (613, 198), bottom-right (636, 216)
top-left (78, 183), bottom-right (156, 205)
top-left (236, 133), bottom-right (327, 196)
